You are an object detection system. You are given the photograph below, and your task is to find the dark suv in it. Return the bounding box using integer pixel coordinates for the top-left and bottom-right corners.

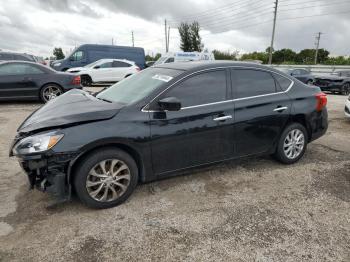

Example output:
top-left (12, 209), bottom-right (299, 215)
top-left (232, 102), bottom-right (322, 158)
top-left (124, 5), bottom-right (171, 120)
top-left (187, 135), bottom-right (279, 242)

top-left (10, 61), bottom-right (328, 209)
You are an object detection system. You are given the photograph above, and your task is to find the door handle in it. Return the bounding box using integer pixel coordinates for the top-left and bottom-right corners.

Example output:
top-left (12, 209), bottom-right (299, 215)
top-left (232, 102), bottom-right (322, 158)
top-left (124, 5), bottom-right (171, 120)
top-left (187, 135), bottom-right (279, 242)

top-left (213, 115), bottom-right (232, 121)
top-left (273, 106), bottom-right (288, 112)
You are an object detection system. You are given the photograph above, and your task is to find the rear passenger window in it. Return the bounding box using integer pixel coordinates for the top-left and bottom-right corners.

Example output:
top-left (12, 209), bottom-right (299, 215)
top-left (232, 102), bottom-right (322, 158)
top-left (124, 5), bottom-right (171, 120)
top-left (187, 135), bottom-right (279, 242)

top-left (273, 73), bottom-right (293, 91)
top-left (165, 70), bottom-right (227, 107)
top-left (232, 69), bottom-right (276, 98)
top-left (113, 61), bottom-right (131, 67)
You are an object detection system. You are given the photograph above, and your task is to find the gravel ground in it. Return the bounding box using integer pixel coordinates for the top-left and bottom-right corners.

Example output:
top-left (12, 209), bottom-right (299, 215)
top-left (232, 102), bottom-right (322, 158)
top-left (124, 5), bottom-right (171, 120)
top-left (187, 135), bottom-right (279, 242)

top-left (0, 93), bottom-right (349, 262)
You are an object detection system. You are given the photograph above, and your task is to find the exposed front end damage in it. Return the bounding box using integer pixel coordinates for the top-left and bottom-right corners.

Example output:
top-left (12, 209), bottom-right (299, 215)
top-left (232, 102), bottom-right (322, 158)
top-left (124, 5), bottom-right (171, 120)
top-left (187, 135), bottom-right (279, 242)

top-left (16, 152), bottom-right (78, 202)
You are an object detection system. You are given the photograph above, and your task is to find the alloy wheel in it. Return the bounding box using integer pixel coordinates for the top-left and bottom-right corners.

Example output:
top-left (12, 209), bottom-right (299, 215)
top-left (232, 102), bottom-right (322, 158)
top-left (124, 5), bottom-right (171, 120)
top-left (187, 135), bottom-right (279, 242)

top-left (86, 159), bottom-right (131, 202)
top-left (42, 85), bottom-right (62, 102)
top-left (283, 129), bottom-right (305, 160)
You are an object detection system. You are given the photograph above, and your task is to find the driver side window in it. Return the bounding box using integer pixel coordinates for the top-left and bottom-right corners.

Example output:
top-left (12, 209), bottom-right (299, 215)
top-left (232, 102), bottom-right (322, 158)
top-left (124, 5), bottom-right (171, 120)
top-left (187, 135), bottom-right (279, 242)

top-left (162, 70), bottom-right (227, 108)
top-left (71, 51), bottom-right (84, 61)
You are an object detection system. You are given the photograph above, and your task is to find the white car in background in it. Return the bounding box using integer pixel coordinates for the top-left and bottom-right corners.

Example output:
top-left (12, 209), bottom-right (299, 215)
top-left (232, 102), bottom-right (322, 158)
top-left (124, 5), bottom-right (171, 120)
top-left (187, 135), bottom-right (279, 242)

top-left (345, 95), bottom-right (350, 118)
top-left (67, 59), bottom-right (140, 86)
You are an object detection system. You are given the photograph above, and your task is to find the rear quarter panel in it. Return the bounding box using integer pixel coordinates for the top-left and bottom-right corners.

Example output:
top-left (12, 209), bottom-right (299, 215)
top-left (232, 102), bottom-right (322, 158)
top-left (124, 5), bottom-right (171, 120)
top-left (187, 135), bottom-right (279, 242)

top-left (287, 83), bottom-right (328, 141)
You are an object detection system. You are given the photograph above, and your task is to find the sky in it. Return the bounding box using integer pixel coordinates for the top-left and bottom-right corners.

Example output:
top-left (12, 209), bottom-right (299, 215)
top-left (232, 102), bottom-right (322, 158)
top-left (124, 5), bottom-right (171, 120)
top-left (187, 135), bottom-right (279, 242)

top-left (0, 0), bottom-right (349, 58)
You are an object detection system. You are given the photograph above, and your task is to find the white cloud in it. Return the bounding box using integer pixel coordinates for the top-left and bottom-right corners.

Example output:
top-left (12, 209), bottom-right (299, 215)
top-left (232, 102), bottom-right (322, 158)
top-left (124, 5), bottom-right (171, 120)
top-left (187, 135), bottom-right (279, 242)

top-left (0, 0), bottom-right (349, 57)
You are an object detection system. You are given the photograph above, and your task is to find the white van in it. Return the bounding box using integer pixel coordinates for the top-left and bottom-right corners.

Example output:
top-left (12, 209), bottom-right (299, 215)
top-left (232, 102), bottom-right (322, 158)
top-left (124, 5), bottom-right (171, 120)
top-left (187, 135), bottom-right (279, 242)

top-left (154, 51), bottom-right (215, 65)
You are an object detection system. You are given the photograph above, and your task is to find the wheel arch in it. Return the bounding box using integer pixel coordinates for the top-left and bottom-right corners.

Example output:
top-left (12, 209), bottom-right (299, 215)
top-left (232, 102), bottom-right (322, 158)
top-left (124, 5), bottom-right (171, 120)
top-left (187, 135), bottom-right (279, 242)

top-left (288, 114), bottom-right (312, 142)
top-left (68, 142), bottom-right (146, 185)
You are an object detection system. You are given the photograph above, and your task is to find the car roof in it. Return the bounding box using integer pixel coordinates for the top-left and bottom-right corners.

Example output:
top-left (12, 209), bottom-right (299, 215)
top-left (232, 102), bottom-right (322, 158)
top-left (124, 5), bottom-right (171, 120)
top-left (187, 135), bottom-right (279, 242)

top-left (95, 58), bottom-right (135, 64)
top-left (153, 60), bottom-right (278, 72)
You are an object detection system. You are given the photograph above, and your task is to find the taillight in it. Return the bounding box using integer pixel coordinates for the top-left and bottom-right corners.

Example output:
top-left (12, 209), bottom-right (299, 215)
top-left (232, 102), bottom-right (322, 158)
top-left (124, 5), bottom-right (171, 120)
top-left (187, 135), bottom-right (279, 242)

top-left (71, 75), bottom-right (81, 86)
top-left (136, 67), bottom-right (141, 72)
top-left (315, 92), bottom-right (327, 112)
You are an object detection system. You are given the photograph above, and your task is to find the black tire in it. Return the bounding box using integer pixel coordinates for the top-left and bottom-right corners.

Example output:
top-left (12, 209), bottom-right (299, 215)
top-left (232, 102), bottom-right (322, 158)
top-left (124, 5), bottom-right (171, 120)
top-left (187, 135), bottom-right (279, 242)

top-left (273, 123), bottom-right (308, 164)
top-left (73, 148), bottom-right (138, 209)
top-left (341, 83), bottom-right (350, 96)
top-left (81, 75), bottom-right (92, 87)
top-left (39, 83), bottom-right (63, 103)
top-left (306, 79), bottom-right (314, 85)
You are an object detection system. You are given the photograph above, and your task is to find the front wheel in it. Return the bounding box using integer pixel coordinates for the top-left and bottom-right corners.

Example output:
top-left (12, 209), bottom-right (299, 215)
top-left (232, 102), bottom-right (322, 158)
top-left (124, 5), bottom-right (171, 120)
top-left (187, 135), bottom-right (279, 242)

top-left (273, 123), bottom-right (308, 164)
top-left (341, 83), bottom-right (350, 96)
top-left (73, 148), bottom-right (138, 209)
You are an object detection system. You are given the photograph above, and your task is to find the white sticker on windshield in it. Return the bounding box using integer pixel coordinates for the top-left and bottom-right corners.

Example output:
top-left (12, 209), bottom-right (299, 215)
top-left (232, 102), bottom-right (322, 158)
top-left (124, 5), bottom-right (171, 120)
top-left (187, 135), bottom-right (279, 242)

top-left (152, 74), bottom-right (173, 82)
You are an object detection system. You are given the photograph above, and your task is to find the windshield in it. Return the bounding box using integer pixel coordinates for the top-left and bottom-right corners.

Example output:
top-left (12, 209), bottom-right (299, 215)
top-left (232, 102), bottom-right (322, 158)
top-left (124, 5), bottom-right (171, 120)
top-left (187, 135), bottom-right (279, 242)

top-left (154, 56), bottom-right (169, 65)
top-left (96, 67), bottom-right (183, 105)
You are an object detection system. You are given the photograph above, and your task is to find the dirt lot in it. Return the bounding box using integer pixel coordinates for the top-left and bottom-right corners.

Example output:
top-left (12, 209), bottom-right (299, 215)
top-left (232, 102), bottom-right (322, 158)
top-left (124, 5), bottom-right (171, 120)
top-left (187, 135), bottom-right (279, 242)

top-left (0, 93), bottom-right (349, 262)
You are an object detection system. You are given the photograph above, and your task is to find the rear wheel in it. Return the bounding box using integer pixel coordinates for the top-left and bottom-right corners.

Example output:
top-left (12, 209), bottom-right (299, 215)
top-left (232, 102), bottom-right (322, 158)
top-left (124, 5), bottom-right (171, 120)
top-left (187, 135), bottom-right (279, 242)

top-left (306, 79), bottom-right (314, 85)
top-left (40, 84), bottom-right (63, 103)
top-left (81, 75), bottom-right (92, 87)
top-left (341, 83), bottom-right (350, 96)
top-left (73, 148), bottom-right (138, 209)
top-left (273, 123), bottom-right (308, 164)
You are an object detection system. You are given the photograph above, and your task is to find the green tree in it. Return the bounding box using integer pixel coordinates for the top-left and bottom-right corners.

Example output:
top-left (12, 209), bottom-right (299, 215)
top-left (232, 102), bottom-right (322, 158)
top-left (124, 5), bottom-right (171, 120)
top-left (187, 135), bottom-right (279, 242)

top-left (53, 47), bottom-right (65, 60)
top-left (190, 21), bottom-right (202, 52)
top-left (178, 21), bottom-right (203, 52)
top-left (213, 50), bottom-right (238, 60)
top-left (241, 52), bottom-right (269, 64)
top-left (272, 49), bottom-right (297, 64)
top-left (296, 49), bottom-right (316, 64)
top-left (145, 53), bottom-right (162, 61)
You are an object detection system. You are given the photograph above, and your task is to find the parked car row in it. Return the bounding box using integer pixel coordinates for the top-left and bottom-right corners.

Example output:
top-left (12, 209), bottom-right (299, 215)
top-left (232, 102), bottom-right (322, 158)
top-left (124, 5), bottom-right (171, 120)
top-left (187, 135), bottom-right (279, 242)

top-left (277, 68), bottom-right (350, 95)
top-left (0, 61), bottom-right (81, 102)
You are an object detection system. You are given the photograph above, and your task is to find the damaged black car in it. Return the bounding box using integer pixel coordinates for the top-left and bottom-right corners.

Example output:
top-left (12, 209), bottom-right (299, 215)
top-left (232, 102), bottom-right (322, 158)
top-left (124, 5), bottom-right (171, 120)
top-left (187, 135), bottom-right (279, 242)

top-left (10, 61), bottom-right (328, 209)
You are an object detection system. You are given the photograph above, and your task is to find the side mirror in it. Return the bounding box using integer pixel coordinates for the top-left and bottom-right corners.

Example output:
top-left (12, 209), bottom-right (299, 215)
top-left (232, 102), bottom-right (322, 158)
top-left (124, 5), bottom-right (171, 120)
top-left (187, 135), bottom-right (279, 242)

top-left (94, 66), bottom-right (100, 69)
top-left (69, 56), bottom-right (74, 61)
top-left (158, 97), bottom-right (181, 111)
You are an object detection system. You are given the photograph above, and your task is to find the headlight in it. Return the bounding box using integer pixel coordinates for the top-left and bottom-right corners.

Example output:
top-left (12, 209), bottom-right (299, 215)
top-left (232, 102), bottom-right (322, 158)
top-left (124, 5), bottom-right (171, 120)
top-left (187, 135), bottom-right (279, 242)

top-left (54, 62), bottom-right (61, 67)
top-left (13, 132), bottom-right (64, 155)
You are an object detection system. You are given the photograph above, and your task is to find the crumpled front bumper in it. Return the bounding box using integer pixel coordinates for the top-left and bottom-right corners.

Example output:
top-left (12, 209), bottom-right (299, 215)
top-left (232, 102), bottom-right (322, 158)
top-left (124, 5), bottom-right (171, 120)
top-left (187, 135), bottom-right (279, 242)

top-left (15, 152), bottom-right (79, 202)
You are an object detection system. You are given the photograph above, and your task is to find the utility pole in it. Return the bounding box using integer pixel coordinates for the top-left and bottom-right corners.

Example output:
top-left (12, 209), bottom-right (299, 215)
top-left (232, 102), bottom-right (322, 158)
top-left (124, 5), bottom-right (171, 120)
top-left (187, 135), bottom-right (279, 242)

top-left (131, 31), bottom-right (134, 47)
top-left (268, 0), bottom-right (279, 65)
top-left (112, 38), bottom-right (114, 45)
top-left (314, 32), bottom-right (322, 64)
top-left (167, 26), bottom-right (170, 51)
top-left (164, 19), bottom-right (168, 53)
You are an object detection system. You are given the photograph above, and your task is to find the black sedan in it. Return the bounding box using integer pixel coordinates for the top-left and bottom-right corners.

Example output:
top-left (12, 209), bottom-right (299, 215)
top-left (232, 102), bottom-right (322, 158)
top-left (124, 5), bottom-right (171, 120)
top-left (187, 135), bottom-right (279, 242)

top-left (10, 61), bottom-right (328, 209)
top-left (278, 68), bottom-right (315, 85)
top-left (0, 61), bottom-right (82, 102)
top-left (315, 74), bottom-right (350, 95)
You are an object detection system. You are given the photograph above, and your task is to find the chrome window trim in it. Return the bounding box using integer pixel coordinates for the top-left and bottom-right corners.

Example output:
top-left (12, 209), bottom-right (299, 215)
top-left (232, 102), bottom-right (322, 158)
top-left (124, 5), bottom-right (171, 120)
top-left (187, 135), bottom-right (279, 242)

top-left (141, 66), bottom-right (294, 112)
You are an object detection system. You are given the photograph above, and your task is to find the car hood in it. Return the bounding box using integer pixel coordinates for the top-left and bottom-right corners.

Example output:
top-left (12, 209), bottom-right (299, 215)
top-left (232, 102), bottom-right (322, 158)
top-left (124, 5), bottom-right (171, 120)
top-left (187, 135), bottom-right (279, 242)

top-left (18, 89), bottom-right (124, 133)
top-left (67, 67), bottom-right (86, 72)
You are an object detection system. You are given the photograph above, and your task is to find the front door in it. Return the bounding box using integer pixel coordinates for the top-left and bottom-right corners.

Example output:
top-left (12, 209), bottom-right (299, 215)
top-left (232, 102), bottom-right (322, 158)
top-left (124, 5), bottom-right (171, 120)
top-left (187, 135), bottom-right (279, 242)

top-left (149, 69), bottom-right (235, 175)
top-left (231, 68), bottom-right (292, 156)
top-left (0, 63), bottom-right (43, 99)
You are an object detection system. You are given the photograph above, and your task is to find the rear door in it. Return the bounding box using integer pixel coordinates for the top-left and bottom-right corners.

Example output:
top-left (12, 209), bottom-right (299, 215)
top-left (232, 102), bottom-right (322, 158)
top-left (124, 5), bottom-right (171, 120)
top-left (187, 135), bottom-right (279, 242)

top-left (0, 63), bottom-right (45, 98)
top-left (231, 68), bottom-right (292, 157)
top-left (111, 61), bottom-right (133, 81)
top-left (150, 69), bottom-right (235, 175)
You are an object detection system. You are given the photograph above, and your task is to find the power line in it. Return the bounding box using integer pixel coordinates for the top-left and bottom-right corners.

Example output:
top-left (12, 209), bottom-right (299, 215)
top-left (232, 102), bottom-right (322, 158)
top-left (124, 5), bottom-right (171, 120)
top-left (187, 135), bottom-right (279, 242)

top-left (169, 3), bottom-right (274, 28)
top-left (168, 0), bottom-right (260, 22)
